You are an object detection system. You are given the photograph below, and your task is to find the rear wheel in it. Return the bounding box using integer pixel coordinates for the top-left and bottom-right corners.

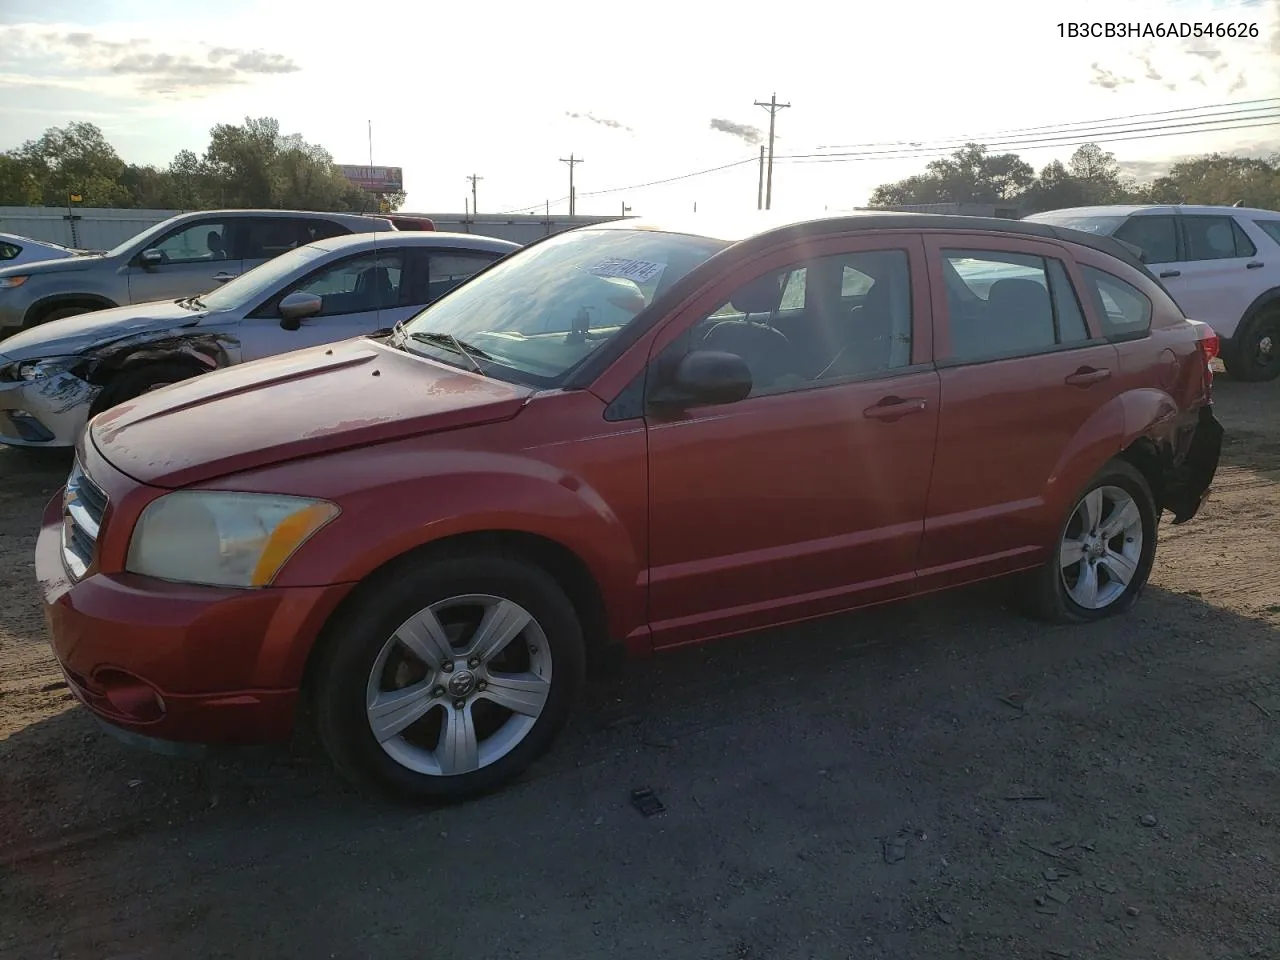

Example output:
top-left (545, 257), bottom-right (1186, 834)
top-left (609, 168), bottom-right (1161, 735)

top-left (312, 552), bottom-right (586, 801)
top-left (1025, 460), bottom-right (1158, 623)
top-left (1222, 310), bottom-right (1280, 382)
top-left (34, 304), bottom-right (95, 326)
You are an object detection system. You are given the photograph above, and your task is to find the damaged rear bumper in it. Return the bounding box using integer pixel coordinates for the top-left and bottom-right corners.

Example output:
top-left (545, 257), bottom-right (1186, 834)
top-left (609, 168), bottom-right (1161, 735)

top-left (1162, 404), bottom-right (1224, 524)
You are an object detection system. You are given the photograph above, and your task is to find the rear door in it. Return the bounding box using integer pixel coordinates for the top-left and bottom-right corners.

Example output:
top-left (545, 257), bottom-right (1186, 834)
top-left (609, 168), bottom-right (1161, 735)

top-left (1166, 213), bottom-right (1265, 338)
top-left (239, 246), bottom-right (409, 360)
top-left (917, 233), bottom-right (1122, 588)
top-left (125, 216), bottom-right (244, 302)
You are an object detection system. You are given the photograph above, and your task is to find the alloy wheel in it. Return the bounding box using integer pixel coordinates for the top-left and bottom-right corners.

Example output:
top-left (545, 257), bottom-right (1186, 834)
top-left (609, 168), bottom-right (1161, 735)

top-left (1059, 485), bottom-right (1144, 610)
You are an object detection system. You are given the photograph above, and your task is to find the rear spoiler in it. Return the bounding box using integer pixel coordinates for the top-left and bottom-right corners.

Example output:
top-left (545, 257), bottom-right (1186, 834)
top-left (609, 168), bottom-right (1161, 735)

top-left (383, 215), bottom-right (435, 231)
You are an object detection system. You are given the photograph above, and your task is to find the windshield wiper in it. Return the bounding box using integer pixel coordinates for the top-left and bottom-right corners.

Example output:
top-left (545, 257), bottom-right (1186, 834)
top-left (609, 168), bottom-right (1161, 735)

top-left (175, 296), bottom-right (207, 311)
top-left (405, 330), bottom-right (493, 374)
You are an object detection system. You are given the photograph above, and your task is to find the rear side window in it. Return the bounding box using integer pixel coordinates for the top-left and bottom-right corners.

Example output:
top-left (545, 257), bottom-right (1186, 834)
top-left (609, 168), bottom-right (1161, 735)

top-left (942, 250), bottom-right (1093, 362)
top-left (0, 241), bottom-right (19, 261)
top-left (1113, 215), bottom-right (1178, 263)
top-left (1080, 266), bottom-right (1152, 337)
top-left (1181, 215), bottom-right (1255, 260)
top-left (1253, 220), bottom-right (1280, 245)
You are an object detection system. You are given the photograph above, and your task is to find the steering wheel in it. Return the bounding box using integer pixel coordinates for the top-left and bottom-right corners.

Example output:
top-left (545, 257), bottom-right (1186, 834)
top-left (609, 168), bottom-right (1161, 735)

top-left (700, 319), bottom-right (799, 390)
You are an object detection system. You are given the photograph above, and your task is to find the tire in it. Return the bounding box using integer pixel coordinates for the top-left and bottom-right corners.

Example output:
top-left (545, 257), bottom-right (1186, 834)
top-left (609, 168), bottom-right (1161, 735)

top-left (1222, 310), bottom-right (1280, 382)
top-left (1024, 460), bottom-right (1158, 624)
top-left (311, 551), bottom-right (586, 802)
top-left (90, 361), bottom-right (205, 417)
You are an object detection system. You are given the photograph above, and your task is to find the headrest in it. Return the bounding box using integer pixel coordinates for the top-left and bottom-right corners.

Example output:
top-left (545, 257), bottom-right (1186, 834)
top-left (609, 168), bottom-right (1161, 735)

top-left (731, 272), bottom-right (784, 314)
top-left (987, 277), bottom-right (1050, 308)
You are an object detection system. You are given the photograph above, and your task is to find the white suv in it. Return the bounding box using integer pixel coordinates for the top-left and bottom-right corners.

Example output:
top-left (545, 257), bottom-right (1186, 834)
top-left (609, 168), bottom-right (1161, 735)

top-left (1025, 204), bottom-right (1280, 381)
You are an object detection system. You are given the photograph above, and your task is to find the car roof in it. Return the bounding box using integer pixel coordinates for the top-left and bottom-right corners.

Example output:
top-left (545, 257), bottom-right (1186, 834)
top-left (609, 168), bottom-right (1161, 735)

top-left (162, 209), bottom-right (392, 224)
top-left (305, 230), bottom-right (520, 253)
top-left (580, 210), bottom-right (1151, 275)
top-left (1028, 203), bottom-right (1280, 219)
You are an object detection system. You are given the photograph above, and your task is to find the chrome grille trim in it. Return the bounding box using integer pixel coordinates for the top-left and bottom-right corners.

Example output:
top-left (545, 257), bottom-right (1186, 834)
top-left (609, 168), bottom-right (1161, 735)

top-left (62, 458), bottom-right (109, 579)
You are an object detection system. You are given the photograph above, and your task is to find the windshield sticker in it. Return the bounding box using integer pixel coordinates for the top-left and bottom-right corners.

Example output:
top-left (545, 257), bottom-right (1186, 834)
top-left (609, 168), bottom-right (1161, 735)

top-left (587, 257), bottom-right (666, 285)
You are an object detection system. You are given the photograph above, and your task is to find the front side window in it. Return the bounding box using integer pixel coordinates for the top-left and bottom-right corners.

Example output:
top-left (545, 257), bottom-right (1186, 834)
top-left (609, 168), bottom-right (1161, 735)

top-left (657, 248), bottom-right (914, 397)
top-left (1114, 215), bottom-right (1178, 263)
top-left (290, 251), bottom-right (405, 315)
top-left (1181, 215), bottom-right (1255, 260)
top-left (148, 220), bottom-right (236, 265)
top-left (942, 250), bottom-right (1092, 362)
top-left (399, 228), bottom-right (727, 386)
top-left (1080, 265), bottom-right (1152, 337)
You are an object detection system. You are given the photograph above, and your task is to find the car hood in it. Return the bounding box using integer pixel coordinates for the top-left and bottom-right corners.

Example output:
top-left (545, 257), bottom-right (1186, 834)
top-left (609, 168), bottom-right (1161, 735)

top-left (0, 300), bottom-right (210, 361)
top-left (90, 338), bottom-right (535, 488)
top-left (0, 252), bottom-right (115, 279)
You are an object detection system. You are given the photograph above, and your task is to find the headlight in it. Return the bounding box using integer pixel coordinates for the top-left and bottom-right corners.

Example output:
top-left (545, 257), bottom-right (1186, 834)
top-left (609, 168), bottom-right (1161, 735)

top-left (0, 276), bottom-right (27, 289)
top-left (16, 356), bottom-right (81, 381)
top-left (125, 491), bottom-right (340, 588)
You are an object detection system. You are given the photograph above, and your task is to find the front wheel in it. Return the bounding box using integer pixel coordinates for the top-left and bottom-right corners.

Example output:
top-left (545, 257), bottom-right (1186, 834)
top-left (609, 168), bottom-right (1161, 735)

top-left (1025, 460), bottom-right (1158, 623)
top-left (312, 552), bottom-right (586, 801)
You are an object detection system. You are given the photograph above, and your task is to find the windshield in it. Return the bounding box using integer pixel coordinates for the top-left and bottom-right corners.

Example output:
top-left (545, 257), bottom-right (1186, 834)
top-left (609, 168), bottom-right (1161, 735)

top-left (1024, 214), bottom-right (1127, 235)
top-left (195, 243), bottom-right (329, 311)
top-left (399, 227), bottom-right (728, 384)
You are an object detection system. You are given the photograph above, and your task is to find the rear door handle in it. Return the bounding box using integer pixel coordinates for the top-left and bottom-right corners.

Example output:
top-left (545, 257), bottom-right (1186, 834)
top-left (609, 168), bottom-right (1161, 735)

top-left (863, 396), bottom-right (928, 420)
top-left (212, 272), bottom-right (239, 283)
top-left (1246, 261), bottom-right (1265, 269)
top-left (1159, 270), bottom-right (1181, 278)
top-left (1064, 366), bottom-right (1111, 387)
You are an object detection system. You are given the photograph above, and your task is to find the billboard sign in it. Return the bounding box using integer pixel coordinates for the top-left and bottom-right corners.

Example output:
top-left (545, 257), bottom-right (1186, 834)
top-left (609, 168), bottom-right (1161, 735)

top-left (337, 164), bottom-right (404, 193)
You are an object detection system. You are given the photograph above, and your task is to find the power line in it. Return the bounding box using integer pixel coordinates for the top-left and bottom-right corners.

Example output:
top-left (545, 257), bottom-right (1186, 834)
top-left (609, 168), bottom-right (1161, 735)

top-left (812, 97), bottom-right (1280, 152)
top-left (492, 100), bottom-right (1280, 215)
top-left (777, 112), bottom-right (1280, 163)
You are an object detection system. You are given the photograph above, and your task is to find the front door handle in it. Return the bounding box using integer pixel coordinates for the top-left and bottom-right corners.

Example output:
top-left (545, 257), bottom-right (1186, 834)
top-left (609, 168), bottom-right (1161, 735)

top-left (212, 272), bottom-right (239, 283)
top-left (863, 396), bottom-right (928, 421)
top-left (1159, 269), bottom-right (1181, 278)
top-left (1065, 366), bottom-right (1111, 387)
top-left (1246, 261), bottom-right (1265, 269)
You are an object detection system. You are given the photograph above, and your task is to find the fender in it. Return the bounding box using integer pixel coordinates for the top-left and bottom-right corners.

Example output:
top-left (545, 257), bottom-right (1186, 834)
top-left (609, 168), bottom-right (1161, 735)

top-left (25, 293), bottom-right (118, 326)
top-left (1043, 387), bottom-right (1179, 524)
top-left (233, 445), bottom-right (648, 646)
top-left (1240, 286), bottom-right (1280, 330)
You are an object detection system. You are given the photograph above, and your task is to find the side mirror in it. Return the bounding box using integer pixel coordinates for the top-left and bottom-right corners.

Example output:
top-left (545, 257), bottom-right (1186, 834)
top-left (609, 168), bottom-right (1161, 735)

top-left (278, 291), bottom-right (323, 330)
top-left (649, 349), bottom-right (753, 409)
top-left (138, 248), bottom-right (163, 269)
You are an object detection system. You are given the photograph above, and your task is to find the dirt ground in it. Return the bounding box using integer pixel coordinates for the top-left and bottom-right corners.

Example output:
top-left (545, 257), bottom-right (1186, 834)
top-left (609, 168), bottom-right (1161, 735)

top-left (1, 375), bottom-right (1277, 960)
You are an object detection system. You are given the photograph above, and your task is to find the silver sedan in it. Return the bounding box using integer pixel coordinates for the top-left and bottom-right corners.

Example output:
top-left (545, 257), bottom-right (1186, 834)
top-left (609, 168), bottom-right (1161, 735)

top-left (0, 230), bottom-right (518, 447)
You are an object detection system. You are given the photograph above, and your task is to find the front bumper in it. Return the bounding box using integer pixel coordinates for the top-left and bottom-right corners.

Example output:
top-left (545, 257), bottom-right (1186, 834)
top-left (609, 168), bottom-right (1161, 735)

top-left (36, 491), bottom-right (355, 747)
top-left (0, 371), bottom-right (99, 447)
top-left (1163, 404), bottom-right (1224, 524)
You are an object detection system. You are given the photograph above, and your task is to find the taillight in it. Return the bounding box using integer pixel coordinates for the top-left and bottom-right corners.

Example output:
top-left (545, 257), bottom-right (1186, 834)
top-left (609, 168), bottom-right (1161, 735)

top-left (1190, 320), bottom-right (1218, 389)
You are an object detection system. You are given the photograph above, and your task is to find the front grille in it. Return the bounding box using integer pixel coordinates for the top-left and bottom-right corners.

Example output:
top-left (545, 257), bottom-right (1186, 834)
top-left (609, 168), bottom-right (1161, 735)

top-left (62, 458), bottom-right (109, 579)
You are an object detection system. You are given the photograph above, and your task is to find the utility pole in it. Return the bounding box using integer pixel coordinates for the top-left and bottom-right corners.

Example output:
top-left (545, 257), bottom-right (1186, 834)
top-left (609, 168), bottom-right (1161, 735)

top-left (367, 120), bottom-right (373, 167)
top-left (621, 201), bottom-right (632, 217)
top-left (757, 144), bottom-right (765, 210)
top-left (560, 154), bottom-right (584, 215)
top-left (467, 174), bottom-right (483, 215)
top-left (753, 92), bottom-right (790, 209)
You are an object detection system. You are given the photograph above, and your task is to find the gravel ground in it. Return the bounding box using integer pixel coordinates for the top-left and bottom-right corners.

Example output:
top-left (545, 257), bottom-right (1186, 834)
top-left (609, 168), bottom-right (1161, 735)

top-left (1, 375), bottom-right (1277, 960)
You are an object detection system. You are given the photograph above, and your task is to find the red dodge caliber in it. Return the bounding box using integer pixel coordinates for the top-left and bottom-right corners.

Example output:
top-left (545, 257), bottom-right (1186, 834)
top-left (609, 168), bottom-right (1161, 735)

top-left (36, 212), bottom-right (1223, 800)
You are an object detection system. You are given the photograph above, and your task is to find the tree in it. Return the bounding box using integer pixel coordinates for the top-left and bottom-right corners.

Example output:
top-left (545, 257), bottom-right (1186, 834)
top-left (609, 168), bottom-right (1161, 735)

top-left (867, 143), bottom-right (1034, 206)
top-left (7, 121), bottom-right (132, 206)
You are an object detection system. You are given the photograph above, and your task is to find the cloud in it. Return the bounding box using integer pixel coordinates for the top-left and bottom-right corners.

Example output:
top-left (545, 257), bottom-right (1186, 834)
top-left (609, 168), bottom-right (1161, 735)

top-left (0, 26), bottom-right (300, 99)
top-left (709, 118), bottom-right (764, 145)
top-left (1088, 63), bottom-right (1134, 91)
top-left (565, 111), bottom-right (633, 132)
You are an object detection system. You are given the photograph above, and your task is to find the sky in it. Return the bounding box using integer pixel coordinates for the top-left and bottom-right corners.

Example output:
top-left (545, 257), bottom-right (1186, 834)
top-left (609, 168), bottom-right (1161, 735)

top-left (1, 0), bottom-right (1278, 219)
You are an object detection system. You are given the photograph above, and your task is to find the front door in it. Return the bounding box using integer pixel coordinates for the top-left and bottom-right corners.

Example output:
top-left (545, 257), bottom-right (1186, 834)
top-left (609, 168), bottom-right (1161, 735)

top-left (916, 234), bottom-right (1122, 587)
top-left (643, 234), bottom-right (940, 648)
top-left (126, 217), bottom-right (243, 303)
top-left (240, 247), bottom-right (411, 361)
